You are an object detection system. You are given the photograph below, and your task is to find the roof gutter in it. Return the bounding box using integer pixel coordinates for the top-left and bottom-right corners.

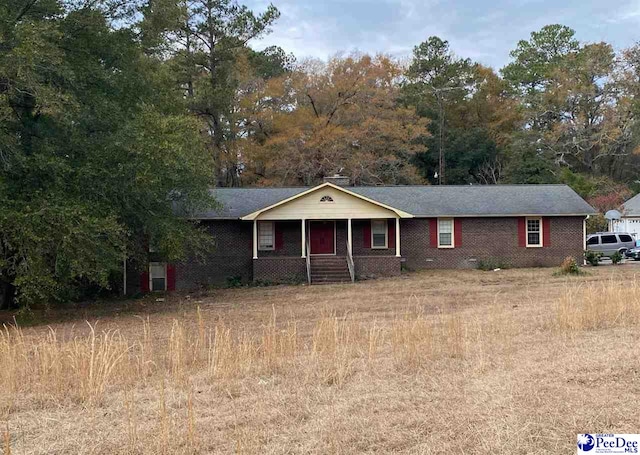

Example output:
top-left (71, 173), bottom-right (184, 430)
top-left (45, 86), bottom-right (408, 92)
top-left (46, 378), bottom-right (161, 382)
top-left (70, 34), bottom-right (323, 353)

top-left (190, 213), bottom-right (596, 220)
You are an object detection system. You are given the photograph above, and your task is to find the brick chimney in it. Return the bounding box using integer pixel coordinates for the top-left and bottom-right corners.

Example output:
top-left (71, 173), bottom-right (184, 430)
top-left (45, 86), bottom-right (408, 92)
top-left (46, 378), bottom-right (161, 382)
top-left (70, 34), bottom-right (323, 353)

top-left (323, 174), bottom-right (350, 187)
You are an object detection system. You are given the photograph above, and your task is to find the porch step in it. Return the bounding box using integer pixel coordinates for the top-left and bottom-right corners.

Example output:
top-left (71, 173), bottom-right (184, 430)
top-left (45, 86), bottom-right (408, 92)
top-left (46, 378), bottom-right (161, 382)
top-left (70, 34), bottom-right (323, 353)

top-left (310, 256), bottom-right (352, 284)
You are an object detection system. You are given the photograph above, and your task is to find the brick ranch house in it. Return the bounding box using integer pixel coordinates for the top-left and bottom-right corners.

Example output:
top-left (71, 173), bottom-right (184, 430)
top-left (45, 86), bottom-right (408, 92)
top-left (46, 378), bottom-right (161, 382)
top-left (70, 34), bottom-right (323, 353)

top-left (127, 178), bottom-right (596, 293)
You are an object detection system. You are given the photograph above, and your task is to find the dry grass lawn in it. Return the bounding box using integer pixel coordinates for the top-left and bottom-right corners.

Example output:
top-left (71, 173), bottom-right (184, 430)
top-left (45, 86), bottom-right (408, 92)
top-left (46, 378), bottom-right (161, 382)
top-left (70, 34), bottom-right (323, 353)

top-left (1, 266), bottom-right (640, 454)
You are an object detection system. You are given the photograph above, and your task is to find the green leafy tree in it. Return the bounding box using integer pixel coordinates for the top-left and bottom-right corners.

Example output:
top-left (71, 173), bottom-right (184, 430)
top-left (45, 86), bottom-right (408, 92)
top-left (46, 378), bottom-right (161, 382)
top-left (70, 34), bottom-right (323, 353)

top-left (0, 2), bottom-right (215, 309)
top-left (502, 26), bottom-right (638, 179)
top-left (502, 24), bottom-right (579, 108)
top-left (413, 128), bottom-right (499, 184)
top-left (404, 37), bottom-right (475, 184)
top-left (404, 38), bottom-right (519, 184)
top-left (246, 45), bottom-right (295, 79)
top-left (501, 133), bottom-right (557, 184)
top-left (142, 0), bottom-right (280, 187)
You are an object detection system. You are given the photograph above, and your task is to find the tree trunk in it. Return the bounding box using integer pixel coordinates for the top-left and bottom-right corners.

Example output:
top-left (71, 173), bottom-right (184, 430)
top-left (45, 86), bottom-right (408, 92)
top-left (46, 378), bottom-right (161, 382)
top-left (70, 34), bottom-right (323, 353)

top-left (0, 279), bottom-right (16, 310)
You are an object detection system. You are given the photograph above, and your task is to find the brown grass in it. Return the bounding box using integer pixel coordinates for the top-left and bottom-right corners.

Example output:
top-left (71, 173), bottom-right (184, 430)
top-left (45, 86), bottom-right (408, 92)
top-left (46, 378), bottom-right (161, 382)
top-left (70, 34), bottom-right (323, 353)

top-left (1, 266), bottom-right (640, 453)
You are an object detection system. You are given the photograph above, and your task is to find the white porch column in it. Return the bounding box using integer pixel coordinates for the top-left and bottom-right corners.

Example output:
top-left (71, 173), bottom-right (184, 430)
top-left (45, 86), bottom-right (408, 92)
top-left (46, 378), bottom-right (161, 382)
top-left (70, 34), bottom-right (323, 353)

top-left (301, 219), bottom-right (306, 258)
top-left (252, 219), bottom-right (258, 259)
top-left (347, 218), bottom-right (353, 256)
top-left (395, 217), bottom-right (401, 257)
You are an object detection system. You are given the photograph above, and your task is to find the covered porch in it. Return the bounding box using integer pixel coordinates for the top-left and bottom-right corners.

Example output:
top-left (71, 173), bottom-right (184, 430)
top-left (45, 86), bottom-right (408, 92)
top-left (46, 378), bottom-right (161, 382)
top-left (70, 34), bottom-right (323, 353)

top-left (250, 218), bottom-right (402, 284)
top-left (242, 182), bottom-right (411, 284)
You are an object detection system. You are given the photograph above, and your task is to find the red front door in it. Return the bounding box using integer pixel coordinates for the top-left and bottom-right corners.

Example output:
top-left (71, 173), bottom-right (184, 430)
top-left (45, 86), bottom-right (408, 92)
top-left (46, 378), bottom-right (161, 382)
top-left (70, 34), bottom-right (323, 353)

top-left (310, 221), bottom-right (335, 255)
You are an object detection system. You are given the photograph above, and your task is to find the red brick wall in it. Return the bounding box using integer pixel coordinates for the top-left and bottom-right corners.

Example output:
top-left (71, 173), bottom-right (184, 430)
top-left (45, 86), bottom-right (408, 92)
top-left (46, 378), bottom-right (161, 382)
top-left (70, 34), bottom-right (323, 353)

top-left (260, 221), bottom-right (302, 257)
top-left (352, 219), bottom-right (397, 256)
top-left (175, 220), bottom-right (253, 289)
top-left (354, 256), bottom-right (401, 279)
top-left (167, 216), bottom-right (585, 291)
top-left (253, 257), bottom-right (306, 283)
top-left (400, 216), bottom-right (584, 270)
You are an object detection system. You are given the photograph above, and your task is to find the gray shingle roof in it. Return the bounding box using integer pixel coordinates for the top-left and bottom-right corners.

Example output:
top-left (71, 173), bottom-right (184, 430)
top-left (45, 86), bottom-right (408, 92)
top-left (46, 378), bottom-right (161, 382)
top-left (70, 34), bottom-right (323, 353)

top-left (204, 187), bottom-right (308, 218)
top-left (621, 193), bottom-right (640, 216)
top-left (196, 184), bottom-right (596, 219)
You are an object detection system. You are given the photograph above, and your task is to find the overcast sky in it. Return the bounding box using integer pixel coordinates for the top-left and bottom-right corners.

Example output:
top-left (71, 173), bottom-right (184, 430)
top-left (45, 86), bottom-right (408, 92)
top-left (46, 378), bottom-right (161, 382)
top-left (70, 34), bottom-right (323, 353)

top-left (245, 0), bottom-right (640, 70)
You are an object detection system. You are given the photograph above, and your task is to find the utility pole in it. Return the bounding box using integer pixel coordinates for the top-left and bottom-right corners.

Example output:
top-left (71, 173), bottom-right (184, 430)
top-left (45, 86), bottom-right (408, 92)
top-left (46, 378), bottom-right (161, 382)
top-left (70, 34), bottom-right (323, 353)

top-left (436, 90), bottom-right (445, 185)
top-left (427, 86), bottom-right (466, 185)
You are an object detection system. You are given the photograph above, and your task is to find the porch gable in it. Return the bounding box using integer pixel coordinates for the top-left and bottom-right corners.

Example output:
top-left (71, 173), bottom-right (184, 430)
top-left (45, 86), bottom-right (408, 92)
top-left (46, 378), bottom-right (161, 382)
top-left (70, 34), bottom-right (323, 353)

top-left (241, 182), bottom-right (413, 221)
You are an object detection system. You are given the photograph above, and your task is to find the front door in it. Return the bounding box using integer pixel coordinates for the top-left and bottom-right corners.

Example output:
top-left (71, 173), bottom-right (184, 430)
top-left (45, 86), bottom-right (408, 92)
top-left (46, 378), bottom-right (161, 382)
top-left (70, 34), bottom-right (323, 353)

top-left (309, 221), bottom-right (335, 255)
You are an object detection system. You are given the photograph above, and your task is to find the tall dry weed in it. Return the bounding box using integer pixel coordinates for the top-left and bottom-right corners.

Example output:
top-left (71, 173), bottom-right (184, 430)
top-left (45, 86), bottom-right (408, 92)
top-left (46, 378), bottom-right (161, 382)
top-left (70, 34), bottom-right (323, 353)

top-left (556, 279), bottom-right (640, 333)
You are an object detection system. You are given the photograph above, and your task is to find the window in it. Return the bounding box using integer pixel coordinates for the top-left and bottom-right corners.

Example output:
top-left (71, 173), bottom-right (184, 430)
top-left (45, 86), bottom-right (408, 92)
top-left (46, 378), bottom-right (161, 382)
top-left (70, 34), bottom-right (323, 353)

top-left (438, 218), bottom-right (454, 248)
top-left (320, 195), bottom-right (334, 203)
top-left (587, 236), bottom-right (599, 246)
top-left (619, 234), bottom-right (633, 243)
top-left (258, 221), bottom-right (275, 250)
top-left (526, 218), bottom-right (542, 247)
top-left (149, 262), bottom-right (167, 291)
top-left (601, 235), bottom-right (617, 244)
top-left (371, 220), bottom-right (388, 248)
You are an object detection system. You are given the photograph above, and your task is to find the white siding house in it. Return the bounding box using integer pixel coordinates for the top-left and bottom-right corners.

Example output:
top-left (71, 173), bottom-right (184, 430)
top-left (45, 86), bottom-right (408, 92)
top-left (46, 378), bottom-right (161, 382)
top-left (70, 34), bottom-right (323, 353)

top-left (614, 193), bottom-right (640, 238)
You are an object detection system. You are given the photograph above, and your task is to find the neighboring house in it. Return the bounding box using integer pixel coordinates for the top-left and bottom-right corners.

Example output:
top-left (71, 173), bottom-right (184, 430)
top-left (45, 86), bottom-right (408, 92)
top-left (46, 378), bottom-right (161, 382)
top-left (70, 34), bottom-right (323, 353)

top-left (613, 193), bottom-right (640, 237)
top-left (126, 177), bottom-right (596, 293)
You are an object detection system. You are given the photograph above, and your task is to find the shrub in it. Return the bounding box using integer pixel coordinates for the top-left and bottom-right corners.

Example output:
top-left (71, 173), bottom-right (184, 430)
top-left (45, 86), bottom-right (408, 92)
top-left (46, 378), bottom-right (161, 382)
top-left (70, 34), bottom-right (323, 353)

top-left (556, 256), bottom-right (584, 276)
top-left (611, 251), bottom-right (623, 265)
top-left (477, 259), bottom-right (508, 271)
top-left (225, 276), bottom-right (243, 288)
top-left (584, 250), bottom-right (602, 266)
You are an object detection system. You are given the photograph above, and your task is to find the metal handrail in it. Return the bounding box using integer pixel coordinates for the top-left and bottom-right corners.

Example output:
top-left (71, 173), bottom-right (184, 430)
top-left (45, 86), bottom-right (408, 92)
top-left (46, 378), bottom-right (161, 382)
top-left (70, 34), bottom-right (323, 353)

top-left (346, 239), bottom-right (355, 282)
top-left (305, 235), bottom-right (311, 285)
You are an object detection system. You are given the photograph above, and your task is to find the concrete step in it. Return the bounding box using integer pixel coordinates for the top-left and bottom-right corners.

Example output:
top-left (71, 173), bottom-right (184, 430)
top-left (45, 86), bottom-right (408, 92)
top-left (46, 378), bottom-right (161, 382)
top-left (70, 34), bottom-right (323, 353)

top-left (311, 273), bottom-right (351, 279)
top-left (311, 267), bottom-right (350, 273)
top-left (311, 266), bottom-right (349, 272)
top-left (312, 277), bottom-right (351, 283)
top-left (310, 256), bottom-right (351, 284)
top-left (311, 273), bottom-right (351, 281)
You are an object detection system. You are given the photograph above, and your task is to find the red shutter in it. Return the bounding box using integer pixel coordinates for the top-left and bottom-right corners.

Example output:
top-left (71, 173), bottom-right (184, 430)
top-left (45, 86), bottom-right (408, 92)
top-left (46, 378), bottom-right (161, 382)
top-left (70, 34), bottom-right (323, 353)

top-left (167, 264), bottom-right (176, 291)
top-left (275, 223), bottom-right (284, 250)
top-left (429, 218), bottom-right (438, 247)
top-left (140, 269), bottom-right (149, 293)
top-left (454, 219), bottom-right (462, 247)
top-left (518, 217), bottom-right (526, 247)
top-left (543, 217), bottom-right (551, 247)
top-left (388, 219), bottom-right (395, 249)
top-left (363, 221), bottom-right (371, 248)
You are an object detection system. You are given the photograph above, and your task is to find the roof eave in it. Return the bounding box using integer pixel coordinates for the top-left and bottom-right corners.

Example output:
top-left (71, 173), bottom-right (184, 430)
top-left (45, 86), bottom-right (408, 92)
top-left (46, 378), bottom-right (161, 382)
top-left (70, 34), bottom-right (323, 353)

top-left (409, 213), bottom-right (597, 218)
top-left (193, 212), bottom-right (596, 220)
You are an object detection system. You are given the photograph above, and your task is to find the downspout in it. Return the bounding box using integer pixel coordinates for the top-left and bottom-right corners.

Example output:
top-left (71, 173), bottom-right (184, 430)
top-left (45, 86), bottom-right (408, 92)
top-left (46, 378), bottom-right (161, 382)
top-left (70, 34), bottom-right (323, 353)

top-left (583, 215), bottom-right (588, 265)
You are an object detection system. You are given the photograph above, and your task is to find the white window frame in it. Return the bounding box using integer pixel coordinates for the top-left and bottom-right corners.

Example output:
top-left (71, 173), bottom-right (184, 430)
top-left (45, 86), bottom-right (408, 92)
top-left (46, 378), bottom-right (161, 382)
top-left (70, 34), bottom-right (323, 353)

top-left (526, 217), bottom-right (543, 248)
top-left (149, 262), bottom-right (167, 292)
top-left (371, 219), bottom-right (388, 249)
top-left (258, 221), bottom-right (275, 251)
top-left (437, 218), bottom-right (455, 248)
